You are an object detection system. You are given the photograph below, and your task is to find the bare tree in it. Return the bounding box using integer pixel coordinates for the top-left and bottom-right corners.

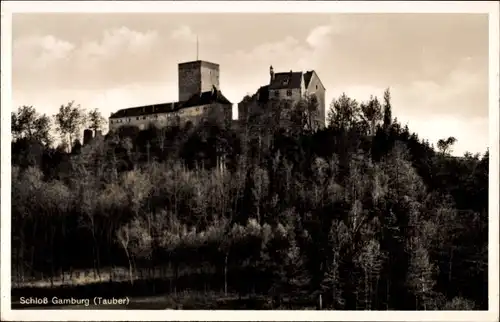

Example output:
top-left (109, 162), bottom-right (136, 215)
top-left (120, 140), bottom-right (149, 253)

top-left (116, 224), bottom-right (134, 284)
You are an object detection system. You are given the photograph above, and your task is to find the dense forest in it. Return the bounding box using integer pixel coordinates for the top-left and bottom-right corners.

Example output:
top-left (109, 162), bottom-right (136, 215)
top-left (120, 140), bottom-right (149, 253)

top-left (11, 89), bottom-right (488, 310)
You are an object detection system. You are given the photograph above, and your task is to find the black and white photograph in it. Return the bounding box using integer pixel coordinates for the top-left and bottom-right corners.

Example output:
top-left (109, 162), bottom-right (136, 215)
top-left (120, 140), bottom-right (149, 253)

top-left (1, 1), bottom-right (499, 321)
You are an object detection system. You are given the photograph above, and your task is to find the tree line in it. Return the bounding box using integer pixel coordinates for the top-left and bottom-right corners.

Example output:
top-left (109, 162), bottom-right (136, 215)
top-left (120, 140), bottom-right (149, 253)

top-left (11, 89), bottom-right (488, 310)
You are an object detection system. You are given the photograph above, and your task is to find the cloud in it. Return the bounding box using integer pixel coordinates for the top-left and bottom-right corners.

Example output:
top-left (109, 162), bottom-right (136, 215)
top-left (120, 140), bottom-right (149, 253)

top-left (13, 35), bottom-right (75, 70)
top-left (391, 68), bottom-right (488, 120)
top-left (170, 25), bottom-right (197, 43)
top-left (79, 27), bottom-right (159, 61)
top-left (170, 25), bottom-right (219, 45)
top-left (230, 14), bottom-right (487, 90)
top-left (305, 25), bottom-right (333, 48)
top-left (13, 27), bottom-right (169, 90)
top-left (12, 14), bottom-right (488, 155)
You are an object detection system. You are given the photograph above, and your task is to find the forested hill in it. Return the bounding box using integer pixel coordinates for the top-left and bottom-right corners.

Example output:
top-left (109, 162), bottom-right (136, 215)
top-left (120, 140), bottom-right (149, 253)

top-left (11, 89), bottom-right (488, 310)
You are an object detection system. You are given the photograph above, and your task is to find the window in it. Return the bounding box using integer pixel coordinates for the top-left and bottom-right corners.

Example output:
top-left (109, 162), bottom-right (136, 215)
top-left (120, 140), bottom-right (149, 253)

top-left (286, 90), bottom-right (292, 97)
top-left (274, 90), bottom-right (280, 97)
top-left (110, 120), bottom-right (113, 124)
top-left (136, 117), bottom-right (139, 120)
top-left (128, 118), bottom-right (131, 122)
top-left (143, 116), bottom-right (146, 120)
top-left (316, 85), bottom-right (318, 90)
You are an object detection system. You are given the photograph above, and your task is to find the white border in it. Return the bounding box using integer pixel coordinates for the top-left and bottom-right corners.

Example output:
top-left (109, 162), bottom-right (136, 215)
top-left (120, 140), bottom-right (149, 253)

top-left (1, 1), bottom-right (499, 321)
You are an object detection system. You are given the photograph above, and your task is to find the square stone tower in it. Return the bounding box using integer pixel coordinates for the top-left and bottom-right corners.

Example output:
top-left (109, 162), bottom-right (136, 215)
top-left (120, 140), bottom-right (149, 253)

top-left (178, 60), bottom-right (220, 102)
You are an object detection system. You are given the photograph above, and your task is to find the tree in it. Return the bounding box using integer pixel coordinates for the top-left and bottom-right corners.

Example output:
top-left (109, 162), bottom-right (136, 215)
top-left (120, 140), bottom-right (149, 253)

top-left (116, 224), bottom-right (134, 284)
top-left (327, 93), bottom-right (361, 131)
top-left (360, 96), bottom-right (383, 136)
top-left (12, 105), bottom-right (52, 146)
top-left (292, 96), bottom-right (320, 134)
top-left (355, 238), bottom-right (383, 310)
top-left (437, 137), bottom-right (457, 155)
top-left (54, 101), bottom-right (87, 152)
top-left (10, 90), bottom-right (489, 310)
top-left (382, 88), bottom-right (392, 131)
top-left (406, 238), bottom-right (438, 310)
top-left (88, 108), bottom-right (106, 134)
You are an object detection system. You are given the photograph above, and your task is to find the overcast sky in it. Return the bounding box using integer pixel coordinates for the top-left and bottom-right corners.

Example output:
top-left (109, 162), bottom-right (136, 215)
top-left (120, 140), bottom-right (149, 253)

top-left (12, 13), bottom-right (489, 156)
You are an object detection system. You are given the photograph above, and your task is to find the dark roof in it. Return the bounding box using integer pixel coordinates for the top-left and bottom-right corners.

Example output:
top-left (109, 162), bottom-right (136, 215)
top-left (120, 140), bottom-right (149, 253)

top-left (110, 101), bottom-right (184, 119)
top-left (304, 70), bottom-right (326, 91)
top-left (109, 88), bottom-right (232, 119)
top-left (268, 71), bottom-right (303, 90)
top-left (303, 71), bottom-right (313, 88)
top-left (182, 88), bottom-right (232, 108)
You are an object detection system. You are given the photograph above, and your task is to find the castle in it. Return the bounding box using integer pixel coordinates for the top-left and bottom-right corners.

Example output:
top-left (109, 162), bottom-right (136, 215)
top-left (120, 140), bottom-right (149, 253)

top-left (107, 60), bottom-right (326, 132)
top-left (108, 60), bottom-right (233, 131)
top-left (237, 66), bottom-right (326, 129)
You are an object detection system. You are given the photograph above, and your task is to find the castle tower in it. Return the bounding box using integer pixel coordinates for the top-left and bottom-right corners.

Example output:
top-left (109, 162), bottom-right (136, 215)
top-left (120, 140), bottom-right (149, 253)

top-left (178, 60), bottom-right (220, 102)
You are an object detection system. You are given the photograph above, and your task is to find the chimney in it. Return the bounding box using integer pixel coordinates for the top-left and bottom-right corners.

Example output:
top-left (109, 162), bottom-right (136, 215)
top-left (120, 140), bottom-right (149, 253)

top-left (211, 85), bottom-right (218, 99)
top-left (270, 65), bottom-right (275, 83)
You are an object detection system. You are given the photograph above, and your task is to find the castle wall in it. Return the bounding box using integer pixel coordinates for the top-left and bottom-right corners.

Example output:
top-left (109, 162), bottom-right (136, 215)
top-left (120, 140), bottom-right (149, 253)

top-left (305, 72), bottom-right (326, 128)
top-left (109, 103), bottom-right (232, 132)
top-left (268, 88), bottom-right (303, 101)
top-left (200, 64), bottom-right (220, 93)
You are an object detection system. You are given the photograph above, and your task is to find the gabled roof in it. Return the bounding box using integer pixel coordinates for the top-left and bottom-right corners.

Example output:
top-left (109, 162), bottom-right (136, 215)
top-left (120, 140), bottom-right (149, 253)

top-left (303, 70), bottom-right (326, 91)
top-left (268, 71), bottom-right (303, 90)
top-left (303, 71), bottom-right (313, 88)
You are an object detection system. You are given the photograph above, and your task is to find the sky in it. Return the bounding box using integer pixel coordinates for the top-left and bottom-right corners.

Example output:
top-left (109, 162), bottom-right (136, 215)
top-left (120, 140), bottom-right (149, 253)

top-left (12, 12), bottom-right (489, 156)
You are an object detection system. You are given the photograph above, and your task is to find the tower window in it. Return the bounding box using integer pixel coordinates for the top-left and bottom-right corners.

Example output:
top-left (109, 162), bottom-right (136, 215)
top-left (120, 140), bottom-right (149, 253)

top-left (286, 90), bottom-right (292, 96)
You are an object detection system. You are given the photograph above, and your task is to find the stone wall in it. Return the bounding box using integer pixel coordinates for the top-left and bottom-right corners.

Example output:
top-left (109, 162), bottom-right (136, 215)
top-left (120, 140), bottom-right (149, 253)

top-left (305, 72), bottom-right (326, 128)
top-left (178, 61), bottom-right (220, 102)
top-left (268, 87), bottom-right (303, 101)
top-left (109, 103), bottom-right (232, 132)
